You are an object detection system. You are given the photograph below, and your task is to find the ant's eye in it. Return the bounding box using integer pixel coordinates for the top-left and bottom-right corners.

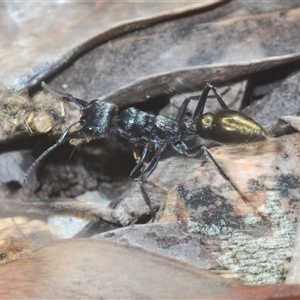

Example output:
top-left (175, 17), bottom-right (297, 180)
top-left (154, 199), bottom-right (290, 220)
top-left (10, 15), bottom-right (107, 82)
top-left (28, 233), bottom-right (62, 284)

top-left (83, 126), bottom-right (94, 135)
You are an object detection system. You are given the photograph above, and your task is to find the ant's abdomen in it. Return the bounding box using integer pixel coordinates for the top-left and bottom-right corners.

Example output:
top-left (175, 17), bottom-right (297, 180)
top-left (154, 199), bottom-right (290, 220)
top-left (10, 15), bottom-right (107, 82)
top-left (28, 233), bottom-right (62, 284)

top-left (197, 110), bottom-right (268, 144)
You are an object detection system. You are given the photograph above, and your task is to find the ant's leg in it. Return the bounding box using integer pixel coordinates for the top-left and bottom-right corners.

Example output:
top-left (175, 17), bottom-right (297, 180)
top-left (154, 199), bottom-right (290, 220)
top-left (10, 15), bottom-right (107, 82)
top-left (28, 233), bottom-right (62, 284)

top-left (129, 144), bottom-right (158, 220)
top-left (202, 146), bottom-right (231, 183)
top-left (139, 142), bottom-right (167, 184)
top-left (138, 153), bottom-right (161, 221)
top-left (172, 140), bottom-right (203, 157)
top-left (139, 154), bottom-right (159, 184)
top-left (175, 98), bottom-right (191, 122)
top-left (192, 83), bottom-right (229, 121)
top-left (191, 83), bottom-right (213, 121)
top-left (129, 150), bottom-right (158, 221)
top-left (139, 184), bottom-right (156, 221)
top-left (207, 84), bottom-right (229, 110)
top-left (173, 140), bottom-right (244, 197)
top-left (129, 145), bottom-right (151, 180)
top-left (201, 146), bottom-right (245, 199)
top-left (41, 82), bottom-right (88, 108)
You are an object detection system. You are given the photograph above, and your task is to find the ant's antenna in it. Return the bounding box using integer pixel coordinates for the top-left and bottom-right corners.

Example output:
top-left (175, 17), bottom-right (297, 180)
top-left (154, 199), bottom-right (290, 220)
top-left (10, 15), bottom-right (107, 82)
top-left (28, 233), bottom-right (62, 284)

top-left (41, 82), bottom-right (87, 108)
top-left (22, 122), bottom-right (79, 186)
top-left (41, 81), bottom-right (65, 97)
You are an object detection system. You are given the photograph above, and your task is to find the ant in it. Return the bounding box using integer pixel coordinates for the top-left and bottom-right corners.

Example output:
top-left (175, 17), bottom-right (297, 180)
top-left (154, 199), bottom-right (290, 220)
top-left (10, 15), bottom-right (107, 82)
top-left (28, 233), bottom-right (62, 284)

top-left (23, 82), bottom-right (268, 220)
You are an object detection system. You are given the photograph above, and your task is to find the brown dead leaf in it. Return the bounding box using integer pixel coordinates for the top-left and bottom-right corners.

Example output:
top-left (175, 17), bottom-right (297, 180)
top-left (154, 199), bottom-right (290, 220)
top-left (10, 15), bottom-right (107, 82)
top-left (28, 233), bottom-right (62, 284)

top-left (0, 217), bottom-right (53, 264)
top-left (94, 221), bottom-right (220, 270)
top-left (0, 198), bottom-right (117, 225)
top-left (48, 6), bottom-right (300, 106)
top-left (1, 2), bottom-right (299, 100)
top-left (161, 133), bottom-right (300, 284)
top-left (0, 239), bottom-right (300, 299)
top-left (1, 3), bottom-right (300, 291)
top-left (0, 1), bottom-right (222, 90)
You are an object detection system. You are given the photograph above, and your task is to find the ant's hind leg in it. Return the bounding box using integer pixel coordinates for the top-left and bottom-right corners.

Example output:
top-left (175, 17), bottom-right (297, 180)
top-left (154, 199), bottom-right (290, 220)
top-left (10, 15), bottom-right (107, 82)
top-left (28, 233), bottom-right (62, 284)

top-left (192, 83), bottom-right (229, 121)
top-left (172, 140), bottom-right (203, 157)
top-left (175, 98), bottom-right (192, 122)
top-left (201, 146), bottom-right (246, 201)
top-left (207, 84), bottom-right (229, 110)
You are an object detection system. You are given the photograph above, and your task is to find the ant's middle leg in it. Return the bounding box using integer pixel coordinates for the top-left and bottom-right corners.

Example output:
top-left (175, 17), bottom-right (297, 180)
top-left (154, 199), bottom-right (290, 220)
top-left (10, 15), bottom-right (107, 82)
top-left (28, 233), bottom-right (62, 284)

top-left (129, 144), bottom-right (151, 180)
top-left (128, 143), bottom-right (165, 221)
top-left (139, 142), bottom-right (167, 184)
top-left (133, 153), bottom-right (159, 221)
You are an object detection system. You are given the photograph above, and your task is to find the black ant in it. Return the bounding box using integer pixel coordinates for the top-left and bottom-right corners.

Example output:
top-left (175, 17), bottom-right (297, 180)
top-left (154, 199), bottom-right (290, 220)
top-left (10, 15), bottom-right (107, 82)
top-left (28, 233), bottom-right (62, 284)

top-left (23, 82), bottom-right (268, 220)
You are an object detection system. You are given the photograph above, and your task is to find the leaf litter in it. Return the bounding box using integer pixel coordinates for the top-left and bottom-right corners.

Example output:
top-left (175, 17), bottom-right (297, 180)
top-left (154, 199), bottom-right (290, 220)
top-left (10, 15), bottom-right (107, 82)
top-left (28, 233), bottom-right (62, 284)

top-left (1, 1), bottom-right (300, 297)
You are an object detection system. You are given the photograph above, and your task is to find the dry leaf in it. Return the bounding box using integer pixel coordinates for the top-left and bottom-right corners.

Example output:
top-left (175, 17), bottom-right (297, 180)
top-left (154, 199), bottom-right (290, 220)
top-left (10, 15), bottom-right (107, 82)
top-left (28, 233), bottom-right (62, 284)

top-left (94, 221), bottom-right (220, 269)
top-left (49, 6), bottom-right (300, 105)
top-left (0, 239), bottom-right (300, 299)
top-left (0, 1), bottom-right (221, 90)
top-left (1, 3), bottom-right (300, 292)
top-left (161, 133), bottom-right (300, 284)
top-left (0, 217), bottom-right (53, 264)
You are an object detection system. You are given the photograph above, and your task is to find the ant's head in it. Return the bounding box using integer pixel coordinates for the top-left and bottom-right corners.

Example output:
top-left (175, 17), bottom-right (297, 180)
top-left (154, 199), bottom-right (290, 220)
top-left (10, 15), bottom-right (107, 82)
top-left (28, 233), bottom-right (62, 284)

top-left (70, 100), bottom-right (118, 139)
top-left (42, 82), bottom-right (118, 139)
top-left (23, 83), bottom-right (119, 186)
